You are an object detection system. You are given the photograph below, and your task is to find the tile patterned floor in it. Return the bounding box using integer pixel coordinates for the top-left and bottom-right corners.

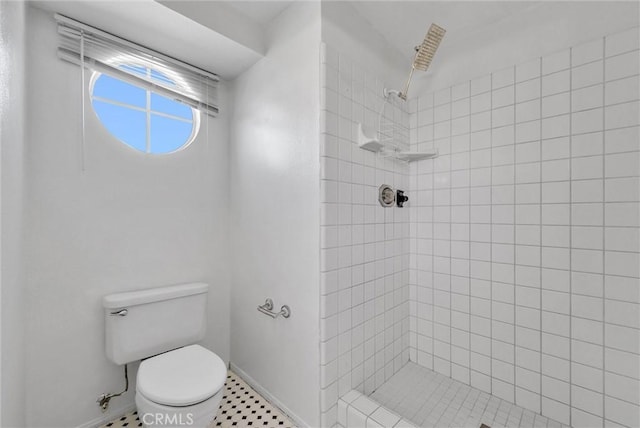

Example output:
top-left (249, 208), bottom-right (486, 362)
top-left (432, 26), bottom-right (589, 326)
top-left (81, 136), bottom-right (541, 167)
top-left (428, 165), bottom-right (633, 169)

top-left (100, 371), bottom-right (295, 428)
top-left (371, 362), bottom-right (570, 428)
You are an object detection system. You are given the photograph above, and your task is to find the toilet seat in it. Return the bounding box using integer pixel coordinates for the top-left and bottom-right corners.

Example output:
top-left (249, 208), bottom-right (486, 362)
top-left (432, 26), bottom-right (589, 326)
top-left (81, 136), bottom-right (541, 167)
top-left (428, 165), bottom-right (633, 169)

top-left (137, 344), bottom-right (226, 406)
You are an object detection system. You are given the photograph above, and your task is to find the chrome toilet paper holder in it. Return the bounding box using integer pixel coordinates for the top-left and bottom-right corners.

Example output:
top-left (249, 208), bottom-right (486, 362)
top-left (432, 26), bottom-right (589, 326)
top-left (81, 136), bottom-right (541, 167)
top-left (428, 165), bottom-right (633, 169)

top-left (257, 298), bottom-right (291, 319)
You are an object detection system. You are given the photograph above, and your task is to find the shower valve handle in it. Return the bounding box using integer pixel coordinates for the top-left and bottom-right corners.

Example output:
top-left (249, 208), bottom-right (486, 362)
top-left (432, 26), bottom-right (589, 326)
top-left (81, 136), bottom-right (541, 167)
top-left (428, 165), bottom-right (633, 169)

top-left (397, 190), bottom-right (408, 207)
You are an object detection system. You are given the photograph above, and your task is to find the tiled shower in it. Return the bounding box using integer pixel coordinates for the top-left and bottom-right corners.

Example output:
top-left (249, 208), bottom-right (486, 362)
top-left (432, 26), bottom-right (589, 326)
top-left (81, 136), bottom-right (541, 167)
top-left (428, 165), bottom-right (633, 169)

top-left (321, 24), bottom-right (639, 428)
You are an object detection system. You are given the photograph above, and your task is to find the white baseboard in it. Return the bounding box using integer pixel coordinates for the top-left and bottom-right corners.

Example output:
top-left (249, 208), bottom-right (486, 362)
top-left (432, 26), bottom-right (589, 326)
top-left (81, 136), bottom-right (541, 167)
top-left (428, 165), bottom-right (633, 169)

top-left (229, 362), bottom-right (308, 428)
top-left (76, 402), bottom-right (136, 428)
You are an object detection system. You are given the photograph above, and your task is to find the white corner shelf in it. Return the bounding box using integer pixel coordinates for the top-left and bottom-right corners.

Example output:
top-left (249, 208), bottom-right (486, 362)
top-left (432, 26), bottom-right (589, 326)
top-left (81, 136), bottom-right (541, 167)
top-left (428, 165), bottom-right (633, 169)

top-left (357, 122), bottom-right (439, 162)
top-left (357, 123), bottom-right (385, 152)
top-left (393, 150), bottom-right (439, 162)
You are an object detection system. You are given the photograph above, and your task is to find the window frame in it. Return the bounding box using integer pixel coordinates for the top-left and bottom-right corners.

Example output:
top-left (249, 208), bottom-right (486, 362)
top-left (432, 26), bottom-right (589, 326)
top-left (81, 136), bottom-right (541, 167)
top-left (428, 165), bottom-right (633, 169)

top-left (89, 65), bottom-right (201, 155)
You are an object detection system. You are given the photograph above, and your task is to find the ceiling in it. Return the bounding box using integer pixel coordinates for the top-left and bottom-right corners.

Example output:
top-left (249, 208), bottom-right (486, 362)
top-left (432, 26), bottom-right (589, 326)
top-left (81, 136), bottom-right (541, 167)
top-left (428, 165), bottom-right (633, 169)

top-left (351, 1), bottom-right (544, 63)
top-left (223, 1), bottom-right (293, 27)
top-left (32, 0), bottom-right (266, 79)
top-left (30, 1), bottom-right (639, 82)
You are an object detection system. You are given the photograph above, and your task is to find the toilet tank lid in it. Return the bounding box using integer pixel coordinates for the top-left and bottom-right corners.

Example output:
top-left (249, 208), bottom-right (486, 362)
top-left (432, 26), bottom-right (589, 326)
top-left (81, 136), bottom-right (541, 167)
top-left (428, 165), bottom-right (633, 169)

top-left (103, 283), bottom-right (208, 309)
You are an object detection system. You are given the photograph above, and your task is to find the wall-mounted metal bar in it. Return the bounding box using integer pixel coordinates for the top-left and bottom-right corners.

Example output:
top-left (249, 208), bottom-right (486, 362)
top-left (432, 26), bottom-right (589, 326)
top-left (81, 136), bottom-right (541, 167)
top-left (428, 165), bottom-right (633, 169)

top-left (257, 298), bottom-right (291, 319)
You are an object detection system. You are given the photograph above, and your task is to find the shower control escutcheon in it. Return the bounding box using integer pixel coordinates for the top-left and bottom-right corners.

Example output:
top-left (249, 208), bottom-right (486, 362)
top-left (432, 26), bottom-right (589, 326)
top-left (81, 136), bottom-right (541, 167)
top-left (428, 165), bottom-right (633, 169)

top-left (397, 190), bottom-right (408, 207)
top-left (378, 184), bottom-right (395, 207)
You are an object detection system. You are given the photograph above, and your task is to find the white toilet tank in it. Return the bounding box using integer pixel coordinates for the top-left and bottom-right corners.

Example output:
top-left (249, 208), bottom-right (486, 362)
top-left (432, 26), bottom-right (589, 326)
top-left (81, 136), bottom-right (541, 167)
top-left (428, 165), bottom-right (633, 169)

top-left (103, 283), bottom-right (208, 365)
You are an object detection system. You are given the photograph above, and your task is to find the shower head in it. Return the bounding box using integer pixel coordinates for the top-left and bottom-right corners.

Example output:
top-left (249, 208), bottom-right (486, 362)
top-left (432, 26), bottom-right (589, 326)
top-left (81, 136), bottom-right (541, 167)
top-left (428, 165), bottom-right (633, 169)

top-left (413, 23), bottom-right (446, 72)
top-left (397, 23), bottom-right (446, 100)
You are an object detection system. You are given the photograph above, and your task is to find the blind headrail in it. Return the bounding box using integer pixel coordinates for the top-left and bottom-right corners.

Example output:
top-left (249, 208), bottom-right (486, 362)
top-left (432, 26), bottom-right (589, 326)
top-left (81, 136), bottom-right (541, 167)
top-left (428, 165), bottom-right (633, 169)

top-left (58, 48), bottom-right (219, 116)
top-left (54, 13), bottom-right (219, 82)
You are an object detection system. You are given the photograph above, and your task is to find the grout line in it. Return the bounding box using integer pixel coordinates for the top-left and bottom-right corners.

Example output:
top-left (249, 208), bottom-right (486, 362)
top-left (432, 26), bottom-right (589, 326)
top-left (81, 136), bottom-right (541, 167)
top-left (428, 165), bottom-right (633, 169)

top-left (489, 72), bottom-right (494, 397)
top-left (539, 55), bottom-right (544, 417)
top-left (432, 95), bottom-right (436, 373)
top-left (601, 35), bottom-right (607, 428)
top-left (568, 45), bottom-right (573, 428)
top-left (468, 80), bottom-right (473, 385)
top-left (449, 86), bottom-right (453, 380)
top-left (512, 64), bottom-right (518, 407)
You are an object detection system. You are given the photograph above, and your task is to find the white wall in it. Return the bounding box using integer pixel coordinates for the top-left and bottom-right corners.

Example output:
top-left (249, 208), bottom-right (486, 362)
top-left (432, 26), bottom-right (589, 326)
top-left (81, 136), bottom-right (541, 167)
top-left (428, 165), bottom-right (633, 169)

top-left (408, 25), bottom-right (640, 428)
top-left (23, 7), bottom-right (231, 427)
top-left (228, 2), bottom-right (321, 427)
top-left (0, 1), bottom-right (27, 426)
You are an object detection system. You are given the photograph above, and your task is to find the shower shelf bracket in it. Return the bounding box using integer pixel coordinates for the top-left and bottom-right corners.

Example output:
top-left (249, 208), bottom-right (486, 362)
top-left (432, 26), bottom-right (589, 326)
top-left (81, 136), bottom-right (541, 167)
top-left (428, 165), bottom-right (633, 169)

top-left (357, 122), bottom-right (438, 162)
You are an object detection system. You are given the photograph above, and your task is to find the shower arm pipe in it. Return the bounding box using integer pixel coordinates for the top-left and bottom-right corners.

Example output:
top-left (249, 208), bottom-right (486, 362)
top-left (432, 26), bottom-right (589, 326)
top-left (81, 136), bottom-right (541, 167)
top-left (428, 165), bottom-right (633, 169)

top-left (399, 48), bottom-right (421, 101)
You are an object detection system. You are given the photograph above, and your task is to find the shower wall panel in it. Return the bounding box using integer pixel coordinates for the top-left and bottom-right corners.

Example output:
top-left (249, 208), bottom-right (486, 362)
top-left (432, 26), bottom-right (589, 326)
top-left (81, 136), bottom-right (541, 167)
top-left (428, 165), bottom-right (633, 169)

top-left (408, 27), bottom-right (640, 428)
top-left (319, 43), bottom-right (411, 427)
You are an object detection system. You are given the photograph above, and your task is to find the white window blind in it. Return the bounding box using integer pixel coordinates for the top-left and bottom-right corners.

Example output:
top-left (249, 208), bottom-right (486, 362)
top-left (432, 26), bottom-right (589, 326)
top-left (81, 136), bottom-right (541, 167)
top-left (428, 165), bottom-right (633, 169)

top-left (56, 13), bottom-right (219, 116)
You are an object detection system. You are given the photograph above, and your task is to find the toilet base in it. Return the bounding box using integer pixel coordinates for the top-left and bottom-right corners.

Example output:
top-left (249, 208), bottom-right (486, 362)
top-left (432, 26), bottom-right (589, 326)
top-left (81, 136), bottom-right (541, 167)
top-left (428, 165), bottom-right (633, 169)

top-left (135, 388), bottom-right (223, 428)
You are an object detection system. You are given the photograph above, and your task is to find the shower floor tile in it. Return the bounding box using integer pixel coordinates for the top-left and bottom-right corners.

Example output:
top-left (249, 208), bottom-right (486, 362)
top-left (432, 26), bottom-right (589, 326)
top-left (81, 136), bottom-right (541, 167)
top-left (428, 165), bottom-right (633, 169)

top-left (370, 362), bottom-right (569, 428)
top-left (99, 370), bottom-right (295, 428)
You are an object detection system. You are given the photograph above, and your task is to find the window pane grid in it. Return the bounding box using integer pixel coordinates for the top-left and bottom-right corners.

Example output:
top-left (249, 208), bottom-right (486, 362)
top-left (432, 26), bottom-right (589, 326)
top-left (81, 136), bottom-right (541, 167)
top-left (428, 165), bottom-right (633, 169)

top-left (90, 65), bottom-right (197, 154)
top-left (91, 96), bottom-right (194, 123)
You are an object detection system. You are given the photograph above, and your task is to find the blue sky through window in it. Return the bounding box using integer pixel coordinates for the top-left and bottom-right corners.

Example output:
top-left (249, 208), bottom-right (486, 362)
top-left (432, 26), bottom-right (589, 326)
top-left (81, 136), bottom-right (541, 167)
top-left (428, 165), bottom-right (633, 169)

top-left (93, 100), bottom-right (147, 152)
top-left (91, 66), bottom-right (196, 154)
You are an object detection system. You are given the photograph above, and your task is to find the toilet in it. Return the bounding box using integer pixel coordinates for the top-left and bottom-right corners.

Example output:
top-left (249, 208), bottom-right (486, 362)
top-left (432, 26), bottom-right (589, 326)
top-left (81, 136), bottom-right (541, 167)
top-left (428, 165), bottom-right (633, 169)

top-left (103, 283), bottom-right (226, 428)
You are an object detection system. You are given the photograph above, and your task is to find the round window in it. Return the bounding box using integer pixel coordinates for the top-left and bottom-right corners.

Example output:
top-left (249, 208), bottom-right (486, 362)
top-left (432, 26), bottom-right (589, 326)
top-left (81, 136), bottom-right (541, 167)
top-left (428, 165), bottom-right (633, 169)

top-left (90, 65), bottom-right (200, 154)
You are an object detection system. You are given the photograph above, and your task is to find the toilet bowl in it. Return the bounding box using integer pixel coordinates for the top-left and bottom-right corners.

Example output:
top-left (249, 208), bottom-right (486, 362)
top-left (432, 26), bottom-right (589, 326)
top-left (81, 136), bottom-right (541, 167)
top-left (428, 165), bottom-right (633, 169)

top-left (135, 345), bottom-right (227, 428)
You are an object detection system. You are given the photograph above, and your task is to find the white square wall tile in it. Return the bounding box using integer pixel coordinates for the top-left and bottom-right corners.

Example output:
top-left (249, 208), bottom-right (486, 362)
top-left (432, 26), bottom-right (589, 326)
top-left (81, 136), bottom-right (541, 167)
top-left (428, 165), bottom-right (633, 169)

top-left (572, 132), bottom-right (603, 158)
top-left (434, 87), bottom-right (451, 106)
top-left (606, 299), bottom-right (640, 329)
top-left (517, 81), bottom-right (541, 108)
top-left (542, 397), bottom-right (570, 425)
top-left (347, 407), bottom-right (368, 428)
top-left (605, 396), bottom-right (640, 428)
top-left (471, 74), bottom-right (492, 95)
top-left (493, 66), bottom-right (515, 88)
top-left (605, 100), bottom-right (640, 130)
top-left (605, 177), bottom-right (639, 202)
top-left (605, 226), bottom-right (639, 252)
top-left (605, 126), bottom-right (639, 154)
top-left (516, 58), bottom-right (541, 83)
top-left (573, 108), bottom-right (604, 134)
top-left (369, 407), bottom-right (401, 427)
top-left (542, 114), bottom-right (570, 139)
top-left (573, 38), bottom-right (603, 66)
top-left (572, 84), bottom-right (603, 112)
top-left (605, 76), bottom-right (639, 106)
top-left (605, 323), bottom-right (640, 354)
top-left (516, 99), bottom-right (541, 123)
top-left (573, 61), bottom-right (604, 89)
top-left (541, 136), bottom-right (570, 161)
top-left (606, 347), bottom-right (640, 379)
top-left (452, 81), bottom-right (470, 101)
top-left (493, 85), bottom-right (515, 108)
top-left (542, 70), bottom-right (570, 96)
top-left (542, 92), bottom-right (570, 118)
top-left (571, 384), bottom-right (603, 416)
top-left (572, 156), bottom-right (603, 180)
top-left (606, 27), bottom-right (640, 57)
top-left (605, 50), bottom-right (640, 81)
top-left (543, 49), bottom-right (570, 75)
